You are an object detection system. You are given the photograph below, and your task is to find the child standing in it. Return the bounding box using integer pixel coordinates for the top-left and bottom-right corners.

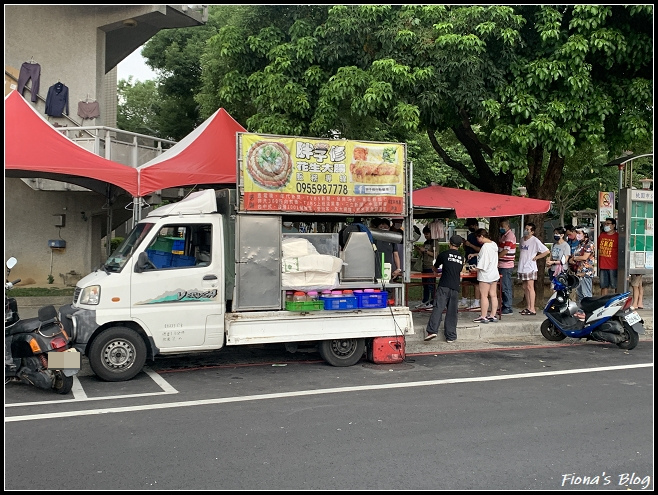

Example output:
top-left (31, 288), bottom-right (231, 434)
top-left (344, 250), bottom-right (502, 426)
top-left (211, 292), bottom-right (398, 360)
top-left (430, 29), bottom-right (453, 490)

top-left (415, 226), bottom-right (435, 309)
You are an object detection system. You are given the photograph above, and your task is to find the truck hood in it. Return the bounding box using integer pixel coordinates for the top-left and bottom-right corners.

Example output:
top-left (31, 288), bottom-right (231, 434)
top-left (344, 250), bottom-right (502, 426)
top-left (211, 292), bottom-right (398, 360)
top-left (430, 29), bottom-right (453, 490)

top-left (77, 269), bottom-right (111, 288)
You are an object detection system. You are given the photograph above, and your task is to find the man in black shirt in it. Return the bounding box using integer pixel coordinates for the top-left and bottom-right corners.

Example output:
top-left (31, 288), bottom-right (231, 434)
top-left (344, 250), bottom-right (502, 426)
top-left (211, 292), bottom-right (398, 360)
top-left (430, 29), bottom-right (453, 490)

top-left (424, 235), bottom-right (465, 342)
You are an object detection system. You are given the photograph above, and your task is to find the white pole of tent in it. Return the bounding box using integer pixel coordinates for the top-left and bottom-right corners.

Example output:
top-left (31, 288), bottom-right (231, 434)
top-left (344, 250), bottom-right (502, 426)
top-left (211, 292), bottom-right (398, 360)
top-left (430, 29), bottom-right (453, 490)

top-left (518, 186), bottom-right (527, 234)
top-left (132, 197), bottom-right (140, 229)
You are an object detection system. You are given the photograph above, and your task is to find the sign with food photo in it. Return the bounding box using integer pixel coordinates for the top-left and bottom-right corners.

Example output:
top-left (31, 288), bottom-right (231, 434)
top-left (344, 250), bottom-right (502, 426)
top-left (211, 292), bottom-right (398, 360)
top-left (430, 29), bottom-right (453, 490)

top-left (239, 133), bottom-right (406, 215)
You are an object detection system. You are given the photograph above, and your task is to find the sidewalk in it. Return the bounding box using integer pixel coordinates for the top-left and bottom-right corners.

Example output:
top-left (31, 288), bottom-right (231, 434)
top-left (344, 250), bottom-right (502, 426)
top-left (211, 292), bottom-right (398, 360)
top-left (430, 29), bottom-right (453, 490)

top-left (15, 295), bottom-right (653, 356)
top-left (405, 301), bottom-right (653, 355)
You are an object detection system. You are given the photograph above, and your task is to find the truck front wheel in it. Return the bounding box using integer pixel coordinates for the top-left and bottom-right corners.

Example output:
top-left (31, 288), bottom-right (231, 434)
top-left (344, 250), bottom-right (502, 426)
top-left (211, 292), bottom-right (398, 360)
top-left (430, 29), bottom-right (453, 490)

top-left (89, 327), bottom-right (147, 382)
top-left (318, 338), bottom-right (365, 367)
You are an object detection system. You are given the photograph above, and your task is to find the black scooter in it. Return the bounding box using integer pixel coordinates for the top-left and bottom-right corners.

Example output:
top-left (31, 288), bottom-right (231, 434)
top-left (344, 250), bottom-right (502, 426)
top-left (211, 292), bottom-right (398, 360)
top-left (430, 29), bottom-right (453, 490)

top-left (5, 257), bottom-right (80, 394)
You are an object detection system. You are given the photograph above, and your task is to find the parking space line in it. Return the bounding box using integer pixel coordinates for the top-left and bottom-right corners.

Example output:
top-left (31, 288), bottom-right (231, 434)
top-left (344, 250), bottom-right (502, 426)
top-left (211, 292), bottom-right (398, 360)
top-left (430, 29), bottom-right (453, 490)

top-left (5, 367), bottom-right (178, 408)
top-left (71, 375), bottom-right (87, 399)
top-left (144, 367), bottom-right (178, 393)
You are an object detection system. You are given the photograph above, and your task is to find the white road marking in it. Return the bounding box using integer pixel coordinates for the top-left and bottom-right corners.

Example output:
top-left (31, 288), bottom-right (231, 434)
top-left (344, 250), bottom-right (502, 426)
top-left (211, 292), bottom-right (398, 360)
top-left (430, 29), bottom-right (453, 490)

top-left (143, 366), bottom-right (178, 393)
top-left (5, 367), bottom-right (178, 408)
top-left (5, 363), bottom-right (652, 422)
top-left (71, 374), bottom-right (87, 399)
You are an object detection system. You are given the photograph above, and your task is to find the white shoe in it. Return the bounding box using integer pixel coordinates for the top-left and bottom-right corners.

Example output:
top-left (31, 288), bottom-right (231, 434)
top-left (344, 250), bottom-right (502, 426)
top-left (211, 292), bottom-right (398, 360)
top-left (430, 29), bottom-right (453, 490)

top-left (468, 300), bottom-right (480, 309)
top-left (414, 302), bottom-right (428, 309)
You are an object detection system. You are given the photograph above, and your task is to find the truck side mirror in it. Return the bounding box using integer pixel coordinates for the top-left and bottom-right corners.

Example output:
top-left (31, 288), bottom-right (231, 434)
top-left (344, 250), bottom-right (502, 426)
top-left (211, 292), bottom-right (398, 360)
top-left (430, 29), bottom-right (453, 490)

top-left (135, 252), bottom-right (156, 273)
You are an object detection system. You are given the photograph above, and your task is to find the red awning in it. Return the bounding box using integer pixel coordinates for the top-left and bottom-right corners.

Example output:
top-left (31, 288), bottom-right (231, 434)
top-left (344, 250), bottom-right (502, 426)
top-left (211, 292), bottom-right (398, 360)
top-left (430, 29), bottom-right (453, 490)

top-left (5, 90), bottom-right (247, 199)
top-left (413, 185), bottom-right (552, 218)
top-left (137, 107), bottom-right (246, 197)
top-left (4, 90), bottom-right (139, 196)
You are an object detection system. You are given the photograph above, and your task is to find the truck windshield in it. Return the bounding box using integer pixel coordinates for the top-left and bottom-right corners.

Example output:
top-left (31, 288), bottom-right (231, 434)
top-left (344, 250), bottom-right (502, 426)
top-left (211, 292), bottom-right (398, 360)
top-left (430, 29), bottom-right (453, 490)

top-left (103, 223), bottom-right (155, 272)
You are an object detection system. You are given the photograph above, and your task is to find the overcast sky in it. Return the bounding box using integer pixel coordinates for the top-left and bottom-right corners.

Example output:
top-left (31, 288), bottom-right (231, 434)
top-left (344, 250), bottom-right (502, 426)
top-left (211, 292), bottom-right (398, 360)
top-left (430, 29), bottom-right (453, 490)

top-left (117, 47), bottom-right (157, 82)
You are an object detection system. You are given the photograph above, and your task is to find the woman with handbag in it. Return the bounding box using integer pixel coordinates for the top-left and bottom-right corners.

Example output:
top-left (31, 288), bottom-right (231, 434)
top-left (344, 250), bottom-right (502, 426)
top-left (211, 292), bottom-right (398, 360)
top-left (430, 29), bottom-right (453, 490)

top-left (547, 226), bottom-right (570, 288)
top-left (568, 226), bottom-right (595, 303)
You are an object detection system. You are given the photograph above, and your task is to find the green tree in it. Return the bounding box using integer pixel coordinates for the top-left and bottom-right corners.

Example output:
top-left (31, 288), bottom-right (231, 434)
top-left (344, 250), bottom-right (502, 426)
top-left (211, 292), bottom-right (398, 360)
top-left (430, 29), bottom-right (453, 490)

top-left (552, 143), bottom-right (615, 227)
top-left (117, 77), bottom-right (161, 136)
top-left (129, 5), bottom-right (246, 140)
top-left (197, 5), bottom-right (652, 301)
top-left (199, 5), bottom-right (651, 195)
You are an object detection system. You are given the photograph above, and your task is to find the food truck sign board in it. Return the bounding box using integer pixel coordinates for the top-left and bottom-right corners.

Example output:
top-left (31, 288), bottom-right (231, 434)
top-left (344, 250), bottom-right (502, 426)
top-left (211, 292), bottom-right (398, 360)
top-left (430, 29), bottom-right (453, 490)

top-left (238, 133), bottom-right (406, 215)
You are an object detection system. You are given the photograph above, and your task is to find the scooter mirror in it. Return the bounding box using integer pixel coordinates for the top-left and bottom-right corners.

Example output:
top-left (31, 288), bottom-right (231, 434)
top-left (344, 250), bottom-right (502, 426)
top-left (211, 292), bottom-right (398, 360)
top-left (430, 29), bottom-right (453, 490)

top-left (560, 254), bottom-right (567, 265)
top-left (6, 257), bottom-right (17, 270)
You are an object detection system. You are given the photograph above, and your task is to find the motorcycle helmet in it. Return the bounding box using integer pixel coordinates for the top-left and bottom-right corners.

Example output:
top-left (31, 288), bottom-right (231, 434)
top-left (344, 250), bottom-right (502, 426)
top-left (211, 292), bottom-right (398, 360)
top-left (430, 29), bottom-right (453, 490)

top-left (554, 272), bottom-right (579, 291)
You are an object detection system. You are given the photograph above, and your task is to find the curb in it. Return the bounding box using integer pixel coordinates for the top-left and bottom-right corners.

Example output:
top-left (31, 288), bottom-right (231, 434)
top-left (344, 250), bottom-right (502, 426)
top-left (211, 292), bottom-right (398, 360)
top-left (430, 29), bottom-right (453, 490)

top-left (406, 308), bottom-right (653, 354)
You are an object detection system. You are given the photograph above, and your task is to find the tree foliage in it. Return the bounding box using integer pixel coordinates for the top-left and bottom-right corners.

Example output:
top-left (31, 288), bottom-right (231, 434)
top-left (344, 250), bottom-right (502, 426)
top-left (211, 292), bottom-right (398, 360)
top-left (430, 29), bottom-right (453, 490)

top-left (117, 77), bottom-right (161, 136)
top-left (196, 5), bottom-right (651, 199)
top-left (117, 6), bottom-right (246, 140)
top-left (193, 5), bottom-right (652, 302)
top-left (128, 5), bottom-right (652, 219)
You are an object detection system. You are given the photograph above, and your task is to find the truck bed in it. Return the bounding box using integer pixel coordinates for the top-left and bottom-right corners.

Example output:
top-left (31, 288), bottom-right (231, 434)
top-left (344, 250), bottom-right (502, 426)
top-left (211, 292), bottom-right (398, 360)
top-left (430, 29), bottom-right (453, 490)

top-left (225, 307), bottom-right (413, 345)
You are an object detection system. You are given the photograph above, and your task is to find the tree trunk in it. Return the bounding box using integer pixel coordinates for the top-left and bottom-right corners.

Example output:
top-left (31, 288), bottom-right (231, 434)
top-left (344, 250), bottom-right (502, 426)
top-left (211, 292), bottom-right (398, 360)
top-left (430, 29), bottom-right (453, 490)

top-left (525, 148), bottom-right (565, 305)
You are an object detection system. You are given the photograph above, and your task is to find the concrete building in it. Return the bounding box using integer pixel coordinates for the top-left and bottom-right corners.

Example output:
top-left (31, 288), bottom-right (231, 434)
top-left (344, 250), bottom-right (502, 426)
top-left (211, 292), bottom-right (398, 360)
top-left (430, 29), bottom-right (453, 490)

top-left (4, 5), bottom-right (207, 286)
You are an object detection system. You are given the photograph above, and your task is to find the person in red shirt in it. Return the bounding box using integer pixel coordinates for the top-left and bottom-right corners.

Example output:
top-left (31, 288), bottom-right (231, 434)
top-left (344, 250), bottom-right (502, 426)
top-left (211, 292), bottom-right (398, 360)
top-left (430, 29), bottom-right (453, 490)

top-left (598, 218), bottom-right (619, 295)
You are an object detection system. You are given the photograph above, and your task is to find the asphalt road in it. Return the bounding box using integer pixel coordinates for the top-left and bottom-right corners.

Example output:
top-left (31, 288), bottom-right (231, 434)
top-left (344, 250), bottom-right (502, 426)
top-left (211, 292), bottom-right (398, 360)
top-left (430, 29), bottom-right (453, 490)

top-left (5, 342), bottom-right (653, 490)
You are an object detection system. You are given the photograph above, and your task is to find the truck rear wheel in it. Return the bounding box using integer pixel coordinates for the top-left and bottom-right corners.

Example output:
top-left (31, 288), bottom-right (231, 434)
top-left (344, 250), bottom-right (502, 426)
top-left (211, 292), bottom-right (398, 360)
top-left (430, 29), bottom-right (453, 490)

top-left (89, 327), bottom-right (147, 382)
top-left (318, 338), bottom-right (365, 367)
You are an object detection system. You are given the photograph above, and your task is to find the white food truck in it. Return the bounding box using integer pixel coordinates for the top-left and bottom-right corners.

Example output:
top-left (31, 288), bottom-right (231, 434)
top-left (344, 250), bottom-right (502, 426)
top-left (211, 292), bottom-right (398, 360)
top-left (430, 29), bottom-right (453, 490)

top-left (60, 134), bottom-right (415, 381)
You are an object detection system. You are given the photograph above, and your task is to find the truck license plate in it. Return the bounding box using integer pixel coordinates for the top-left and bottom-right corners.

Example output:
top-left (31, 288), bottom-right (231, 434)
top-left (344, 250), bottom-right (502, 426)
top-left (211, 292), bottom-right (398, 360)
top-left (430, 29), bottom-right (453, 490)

top-left (624, 311), bottom-right (641, 326)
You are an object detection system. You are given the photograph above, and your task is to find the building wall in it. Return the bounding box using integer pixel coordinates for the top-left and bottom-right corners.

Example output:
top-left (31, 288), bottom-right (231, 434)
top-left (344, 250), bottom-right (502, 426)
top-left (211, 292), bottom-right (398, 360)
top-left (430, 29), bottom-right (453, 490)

top-left (5, 178), bottom-right (116, 285)
top-left (5, 5), bottom-right (159, 127)
top-left (4, 5), bottom-right (203, 285)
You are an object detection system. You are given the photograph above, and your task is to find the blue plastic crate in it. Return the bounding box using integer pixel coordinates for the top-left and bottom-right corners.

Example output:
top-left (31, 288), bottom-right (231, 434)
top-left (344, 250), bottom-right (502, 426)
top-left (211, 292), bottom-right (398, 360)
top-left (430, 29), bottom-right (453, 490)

top-left (322, 295), bottom-right (358, 310)
top-left (146, 249), bottom-right (172, 269)
top-left (171, 238), bottom-right (185, 254)
top-left (171, 255), bottom-right (196, 267)
top-left (356, 292), bottom-right (387, 309)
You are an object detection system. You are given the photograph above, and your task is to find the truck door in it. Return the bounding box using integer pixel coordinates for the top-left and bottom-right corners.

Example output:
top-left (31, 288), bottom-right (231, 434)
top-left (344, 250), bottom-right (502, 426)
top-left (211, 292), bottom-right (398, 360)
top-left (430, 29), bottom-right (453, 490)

top-left (130, 219), bottom-right (224, 349)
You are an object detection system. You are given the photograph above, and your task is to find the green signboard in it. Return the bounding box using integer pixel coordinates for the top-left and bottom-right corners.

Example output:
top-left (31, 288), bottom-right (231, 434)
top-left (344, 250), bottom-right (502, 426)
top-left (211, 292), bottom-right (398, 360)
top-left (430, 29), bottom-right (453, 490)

top-left (618, 187), bottom-right (653, 291)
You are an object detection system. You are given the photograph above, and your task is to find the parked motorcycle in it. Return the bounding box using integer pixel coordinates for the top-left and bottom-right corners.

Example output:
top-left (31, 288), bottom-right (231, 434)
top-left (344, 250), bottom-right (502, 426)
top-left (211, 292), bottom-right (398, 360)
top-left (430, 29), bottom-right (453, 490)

top-left (541, 264), bottom-right (644, 350)
top-left (5, 257), bottom-right (80, 394)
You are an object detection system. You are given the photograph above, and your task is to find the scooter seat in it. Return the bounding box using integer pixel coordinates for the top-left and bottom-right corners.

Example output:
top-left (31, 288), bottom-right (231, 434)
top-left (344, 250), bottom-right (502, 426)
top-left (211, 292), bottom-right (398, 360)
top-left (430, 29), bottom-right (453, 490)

top-left (580, 294), bottom-right (621, 314)
top-left (5, 318), bottom-right (58, 336)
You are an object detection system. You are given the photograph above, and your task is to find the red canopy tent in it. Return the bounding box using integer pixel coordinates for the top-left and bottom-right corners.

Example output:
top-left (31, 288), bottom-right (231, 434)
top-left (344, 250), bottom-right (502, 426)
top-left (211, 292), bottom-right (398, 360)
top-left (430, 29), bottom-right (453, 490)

top-left (4, 90), bottom-right (139, 196)
top-left (5, 90), bottom-right (247, 199)
top-left (412, 184), bottom-right (552, 218)
top-left (6, 89), bottom-right (551, 219)
top-left (137, 107), bottom-right (246, 197)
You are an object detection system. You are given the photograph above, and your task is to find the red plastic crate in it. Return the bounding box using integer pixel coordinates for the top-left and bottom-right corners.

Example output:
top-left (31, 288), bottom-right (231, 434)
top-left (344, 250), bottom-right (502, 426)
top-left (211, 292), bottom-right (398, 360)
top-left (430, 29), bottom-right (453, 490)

top-left (367, 336), bottom-right (406, 364)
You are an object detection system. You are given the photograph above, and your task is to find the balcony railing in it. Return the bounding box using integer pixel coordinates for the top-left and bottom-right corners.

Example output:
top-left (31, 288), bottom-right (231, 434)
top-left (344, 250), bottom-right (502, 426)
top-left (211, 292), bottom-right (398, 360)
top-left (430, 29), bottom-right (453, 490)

top-left (58, 126), bottom-right (176, 168)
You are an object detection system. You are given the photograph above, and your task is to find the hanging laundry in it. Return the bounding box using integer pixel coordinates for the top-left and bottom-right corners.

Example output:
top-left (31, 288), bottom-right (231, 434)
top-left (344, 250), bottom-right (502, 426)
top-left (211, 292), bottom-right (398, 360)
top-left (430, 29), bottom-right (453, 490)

top-left (45, 81), bottom-right (69, 117)
top-left (77, 100), bottom-right (100, 119)
top-left (17, 62), bottom-right (41, 103)
top-left (429, 219), bottom-right (445, 240)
